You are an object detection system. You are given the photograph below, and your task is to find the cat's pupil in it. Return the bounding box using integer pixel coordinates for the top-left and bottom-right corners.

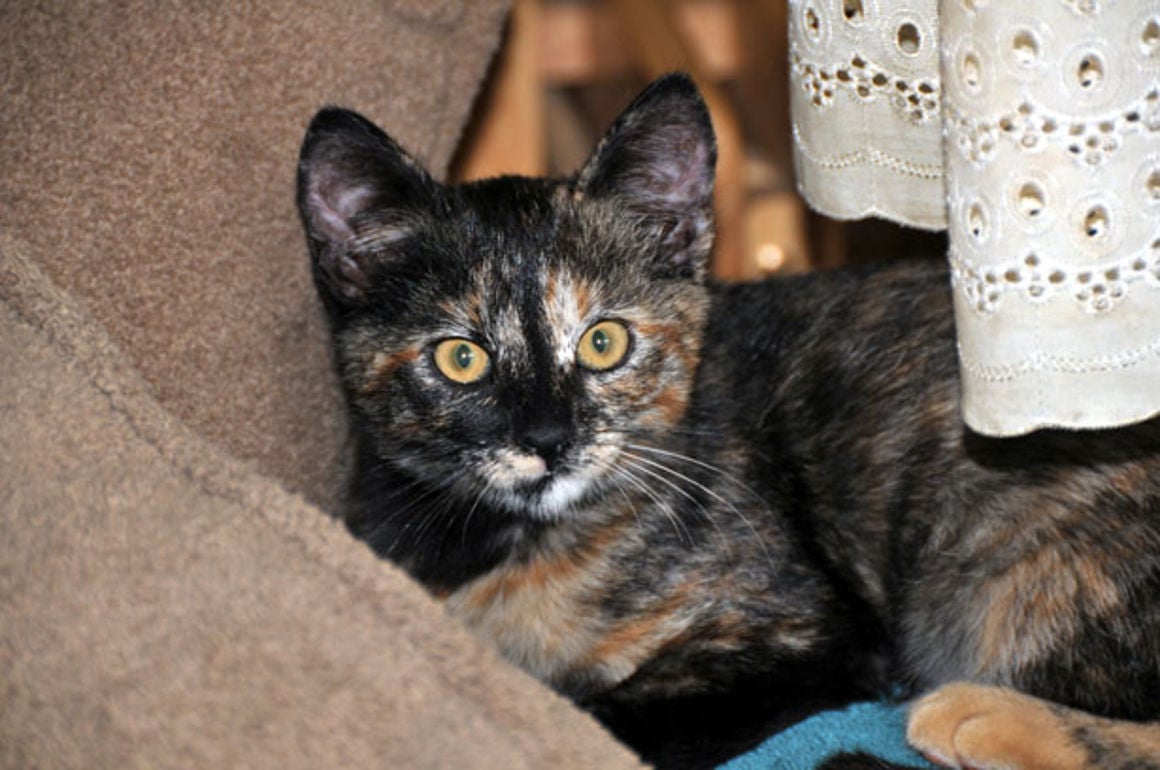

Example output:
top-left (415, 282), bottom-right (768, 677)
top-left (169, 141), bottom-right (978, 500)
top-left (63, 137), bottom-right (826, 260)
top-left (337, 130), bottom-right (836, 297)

top-left (592, 330), bottom-right (610, 354)
top-left (454, 344), bottom-right (474, 369)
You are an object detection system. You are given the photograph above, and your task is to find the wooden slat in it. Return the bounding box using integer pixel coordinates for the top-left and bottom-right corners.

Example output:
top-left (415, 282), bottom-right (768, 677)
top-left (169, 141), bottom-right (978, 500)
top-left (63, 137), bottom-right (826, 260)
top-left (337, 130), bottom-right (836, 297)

top-left (453, 0), bottom-right (546, 181)
top-left (732, 0), bottom-right (811, 269)
top-left (539, 3), bottom-right (631, 84)
top-left (540, 1), bottom-right (743, 85)
top-left (608, 0), bottom-right (751, 279)
top-left (733, 0), bottom-right (794, 189)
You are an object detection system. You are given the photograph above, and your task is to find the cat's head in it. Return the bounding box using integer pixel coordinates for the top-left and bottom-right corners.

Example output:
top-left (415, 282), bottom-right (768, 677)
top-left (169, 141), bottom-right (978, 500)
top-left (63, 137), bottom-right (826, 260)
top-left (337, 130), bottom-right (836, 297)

top-left (297, 74), bottom-right (716, 521)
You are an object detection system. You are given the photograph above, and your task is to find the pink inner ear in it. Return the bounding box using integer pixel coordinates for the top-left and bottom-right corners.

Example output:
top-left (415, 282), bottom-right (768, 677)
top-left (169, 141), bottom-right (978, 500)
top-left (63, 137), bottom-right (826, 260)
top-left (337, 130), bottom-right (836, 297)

top-left (654, 138), bottom-right (713, 208)
top-left (307, 177), bottom-right (376, 244)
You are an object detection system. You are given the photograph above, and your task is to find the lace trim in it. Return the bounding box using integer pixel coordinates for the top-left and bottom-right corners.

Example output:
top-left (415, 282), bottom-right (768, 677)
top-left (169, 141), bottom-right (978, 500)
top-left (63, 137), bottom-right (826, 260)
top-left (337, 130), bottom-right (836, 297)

top-left (791, 124), bottom-right (944, 179)
top-left (958, 335), bottom-right (1160, 382)
top-left (790, 50), bottom-right (941, 125)
top-left (948, 88), bottom-right (1160, 167)
top-left (1062, 0), bottom-right (1105, 16)
top-left (950, 242), bottom-right (1160, 316)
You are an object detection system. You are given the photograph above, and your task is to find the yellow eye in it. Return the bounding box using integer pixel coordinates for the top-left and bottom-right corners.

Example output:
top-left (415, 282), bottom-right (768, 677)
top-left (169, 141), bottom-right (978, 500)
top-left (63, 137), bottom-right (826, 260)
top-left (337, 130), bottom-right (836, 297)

top-left (433, 338), bottom-right (491, 384)
top-left (577, 320), bottom-right (632, 372)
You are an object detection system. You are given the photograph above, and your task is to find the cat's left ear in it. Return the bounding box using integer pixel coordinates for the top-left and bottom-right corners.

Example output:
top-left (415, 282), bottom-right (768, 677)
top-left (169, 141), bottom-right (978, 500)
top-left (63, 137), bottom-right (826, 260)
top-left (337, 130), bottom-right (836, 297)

top-left (575, 73), bottom-right (717, 281)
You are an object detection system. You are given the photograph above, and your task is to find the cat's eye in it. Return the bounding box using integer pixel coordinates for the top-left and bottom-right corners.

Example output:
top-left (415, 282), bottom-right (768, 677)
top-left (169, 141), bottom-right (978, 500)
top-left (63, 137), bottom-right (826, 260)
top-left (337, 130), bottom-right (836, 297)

top-left (433, 338), bottom-right (491, 384)
top-left (576, 320), bottom-right (632, 372)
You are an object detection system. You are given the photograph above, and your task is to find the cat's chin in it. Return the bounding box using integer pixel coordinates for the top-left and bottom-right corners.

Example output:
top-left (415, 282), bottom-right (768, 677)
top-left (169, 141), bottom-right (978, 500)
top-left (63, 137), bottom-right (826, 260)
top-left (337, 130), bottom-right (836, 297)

top-left (528, 473), bottom-right (597, 520)
top-left (491, 471), bottom-right (601, 522)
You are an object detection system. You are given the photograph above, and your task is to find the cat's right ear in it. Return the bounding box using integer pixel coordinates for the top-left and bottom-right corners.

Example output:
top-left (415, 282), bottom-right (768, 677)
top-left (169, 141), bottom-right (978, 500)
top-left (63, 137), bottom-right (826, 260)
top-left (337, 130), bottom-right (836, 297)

top-left (296, 108), bottom-right (437, 305)
top-left (574, 73), bottom-right (717, 281)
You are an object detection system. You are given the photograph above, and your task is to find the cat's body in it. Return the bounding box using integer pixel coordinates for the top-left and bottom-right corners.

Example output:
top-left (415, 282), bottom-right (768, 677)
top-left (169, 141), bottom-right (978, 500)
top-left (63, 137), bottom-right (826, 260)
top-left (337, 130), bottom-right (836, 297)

top-left (298, 75), bottom-right (1160, 769)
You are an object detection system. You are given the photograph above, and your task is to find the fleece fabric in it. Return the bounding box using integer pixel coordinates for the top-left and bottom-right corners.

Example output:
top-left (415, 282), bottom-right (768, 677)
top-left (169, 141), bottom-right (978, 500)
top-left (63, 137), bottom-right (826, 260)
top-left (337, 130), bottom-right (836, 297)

top-left (0, 242), bottom-right (641, 769)
top-left (1, 2), bottom-right (641, 767)
top-left (0, 0), bottom-right (510, 510)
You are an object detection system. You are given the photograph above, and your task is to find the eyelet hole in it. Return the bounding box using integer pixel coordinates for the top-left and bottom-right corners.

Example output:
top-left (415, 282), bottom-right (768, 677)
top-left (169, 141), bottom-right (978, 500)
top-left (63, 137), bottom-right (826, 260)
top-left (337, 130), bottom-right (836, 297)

top-left (1142, 18), bottom-right (1160, 57)
top-left (1012, 30), bottom-right (1039, 66)
top-left (896, 23), bottom-right (921, 55)
top-left (1147, 169), bottom-right (1160, 202)
top-left (1077, 54), bottom-right (1104, 90)
top-left (804, 6), bottom-right (821, 39)
top-left (1017, 182), bottom-right (1046, 218)
top-left (967, 203), bottom-right (988, 241)
top-left (1082, 205), bottom-right (1109, 239)
top-left (961, 52), bottom-right (982, 90)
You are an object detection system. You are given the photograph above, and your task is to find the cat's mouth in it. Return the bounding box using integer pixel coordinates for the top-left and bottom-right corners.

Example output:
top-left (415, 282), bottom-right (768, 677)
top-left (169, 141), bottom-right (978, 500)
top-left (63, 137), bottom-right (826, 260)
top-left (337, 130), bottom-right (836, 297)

top-left (482, 445), bottom-right (617, 520)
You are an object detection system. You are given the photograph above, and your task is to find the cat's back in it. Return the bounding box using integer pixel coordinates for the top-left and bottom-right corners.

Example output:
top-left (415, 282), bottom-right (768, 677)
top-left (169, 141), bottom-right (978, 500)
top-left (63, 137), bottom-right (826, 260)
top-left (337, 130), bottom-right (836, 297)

top-left (701, 258), bottom-right (1160, 719)
top-left (700, 257), bottom-right (958, 417)
top-left (697, 257), bottom-right (962, 511)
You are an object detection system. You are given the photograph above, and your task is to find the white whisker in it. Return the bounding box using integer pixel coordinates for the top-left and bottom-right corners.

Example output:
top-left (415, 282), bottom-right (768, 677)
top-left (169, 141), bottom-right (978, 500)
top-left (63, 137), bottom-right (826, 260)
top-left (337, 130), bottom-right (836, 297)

top-left (383, 482), bottom-right (458, 556)
top-left (622, 446), bottom-right (775, 565)
top-left (620, 451), bottom-right (730, 546)
top-left (459, 480), bottom-right (493, 547)
top-left (607, 461), bottom-right (695, 546)
top-left (625, 443), bottom-right (768, 503)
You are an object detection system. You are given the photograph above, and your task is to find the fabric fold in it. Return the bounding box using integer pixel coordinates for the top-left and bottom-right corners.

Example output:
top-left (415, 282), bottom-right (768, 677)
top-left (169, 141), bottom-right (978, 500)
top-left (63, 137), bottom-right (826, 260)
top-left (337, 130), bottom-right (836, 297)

top-left (789, 0), bottom-right (1160, 435)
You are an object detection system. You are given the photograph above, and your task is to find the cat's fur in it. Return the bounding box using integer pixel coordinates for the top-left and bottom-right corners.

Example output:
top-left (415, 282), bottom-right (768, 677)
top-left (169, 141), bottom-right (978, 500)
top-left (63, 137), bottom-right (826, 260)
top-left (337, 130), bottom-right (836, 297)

top-left (297, 75), bottom-right (1160, 769)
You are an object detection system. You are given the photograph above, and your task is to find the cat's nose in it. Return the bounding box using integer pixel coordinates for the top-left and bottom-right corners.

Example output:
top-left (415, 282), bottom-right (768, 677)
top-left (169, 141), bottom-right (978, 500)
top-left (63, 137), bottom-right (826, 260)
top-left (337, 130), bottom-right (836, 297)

top-left (518, 423), bottom-right (571, 470)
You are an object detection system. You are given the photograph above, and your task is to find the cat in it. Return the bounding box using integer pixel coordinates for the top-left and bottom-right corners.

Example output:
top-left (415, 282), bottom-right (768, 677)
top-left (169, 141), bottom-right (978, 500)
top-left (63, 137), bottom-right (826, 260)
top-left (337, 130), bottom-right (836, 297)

top-left (296, 74), bottom-right (1160, 770)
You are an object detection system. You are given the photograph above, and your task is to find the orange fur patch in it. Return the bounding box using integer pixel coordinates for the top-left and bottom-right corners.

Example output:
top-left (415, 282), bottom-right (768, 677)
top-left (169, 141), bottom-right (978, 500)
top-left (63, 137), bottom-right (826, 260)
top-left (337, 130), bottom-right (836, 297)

top-left (463, 518), bottom-right (629, 611)
top-left (360, 348), bottom-right (420, 395)
top-left (441, 514), bottom-right (707, 689)
top-left (582, 584), bottom-right (694, 669)
top-left (636, 321), bottom-right (699, 370)
top-left (1107, 463), bottom-right (1153, 497)
top-left (572, 278), bottom-right (591, 319)
top-left (438, 292), bottom-right (483, 327)
top-left (976, 538), bottom-right (1120, 676)
top-left (544, 271), bottom-right (558, 309)
top-left (643, 386), bottom-right (689, 427)
top-left (461, 545), bottom-right (586, 612)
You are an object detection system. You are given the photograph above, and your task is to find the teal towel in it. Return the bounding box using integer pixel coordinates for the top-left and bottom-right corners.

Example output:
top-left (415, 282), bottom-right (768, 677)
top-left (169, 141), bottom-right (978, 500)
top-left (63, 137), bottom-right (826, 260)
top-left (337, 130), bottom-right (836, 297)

top-left (717, 701), bottom-right (935, 770)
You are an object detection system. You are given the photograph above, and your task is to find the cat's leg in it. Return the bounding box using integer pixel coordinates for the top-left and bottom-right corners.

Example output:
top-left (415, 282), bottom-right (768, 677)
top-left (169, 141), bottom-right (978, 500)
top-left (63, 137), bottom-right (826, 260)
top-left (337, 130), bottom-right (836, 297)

top-left (906, 681), bottom-right (1160, 770)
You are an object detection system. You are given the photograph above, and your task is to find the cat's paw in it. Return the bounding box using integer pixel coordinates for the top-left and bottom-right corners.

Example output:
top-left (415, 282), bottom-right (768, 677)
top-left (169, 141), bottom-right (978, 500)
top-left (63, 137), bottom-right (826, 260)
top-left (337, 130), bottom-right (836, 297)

top-left (906, 682), bottom-right (1087, 770)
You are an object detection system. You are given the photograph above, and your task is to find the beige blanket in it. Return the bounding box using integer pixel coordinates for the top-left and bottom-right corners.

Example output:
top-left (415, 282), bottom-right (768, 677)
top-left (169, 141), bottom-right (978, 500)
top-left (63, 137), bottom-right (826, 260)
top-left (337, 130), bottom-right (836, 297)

top-left (0, 2), bottom-right (640, 767)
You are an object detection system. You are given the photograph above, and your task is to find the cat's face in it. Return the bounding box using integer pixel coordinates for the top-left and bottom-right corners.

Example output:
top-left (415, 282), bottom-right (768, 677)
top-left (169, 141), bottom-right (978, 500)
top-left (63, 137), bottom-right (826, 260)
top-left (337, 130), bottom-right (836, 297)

top-left (298, 74), bottom-right (717, 521)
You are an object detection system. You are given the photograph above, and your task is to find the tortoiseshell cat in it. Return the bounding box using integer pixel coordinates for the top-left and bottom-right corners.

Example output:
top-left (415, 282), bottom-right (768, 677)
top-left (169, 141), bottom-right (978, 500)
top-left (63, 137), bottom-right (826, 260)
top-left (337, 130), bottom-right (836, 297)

top-left (297, 75), bottom-right (1160, 769)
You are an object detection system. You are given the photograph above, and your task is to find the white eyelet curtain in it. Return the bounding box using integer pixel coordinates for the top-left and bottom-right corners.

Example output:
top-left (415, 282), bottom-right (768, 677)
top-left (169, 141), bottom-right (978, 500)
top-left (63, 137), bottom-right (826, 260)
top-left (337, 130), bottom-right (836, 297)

top-left (789, 0), bottom-right (1160, 437)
